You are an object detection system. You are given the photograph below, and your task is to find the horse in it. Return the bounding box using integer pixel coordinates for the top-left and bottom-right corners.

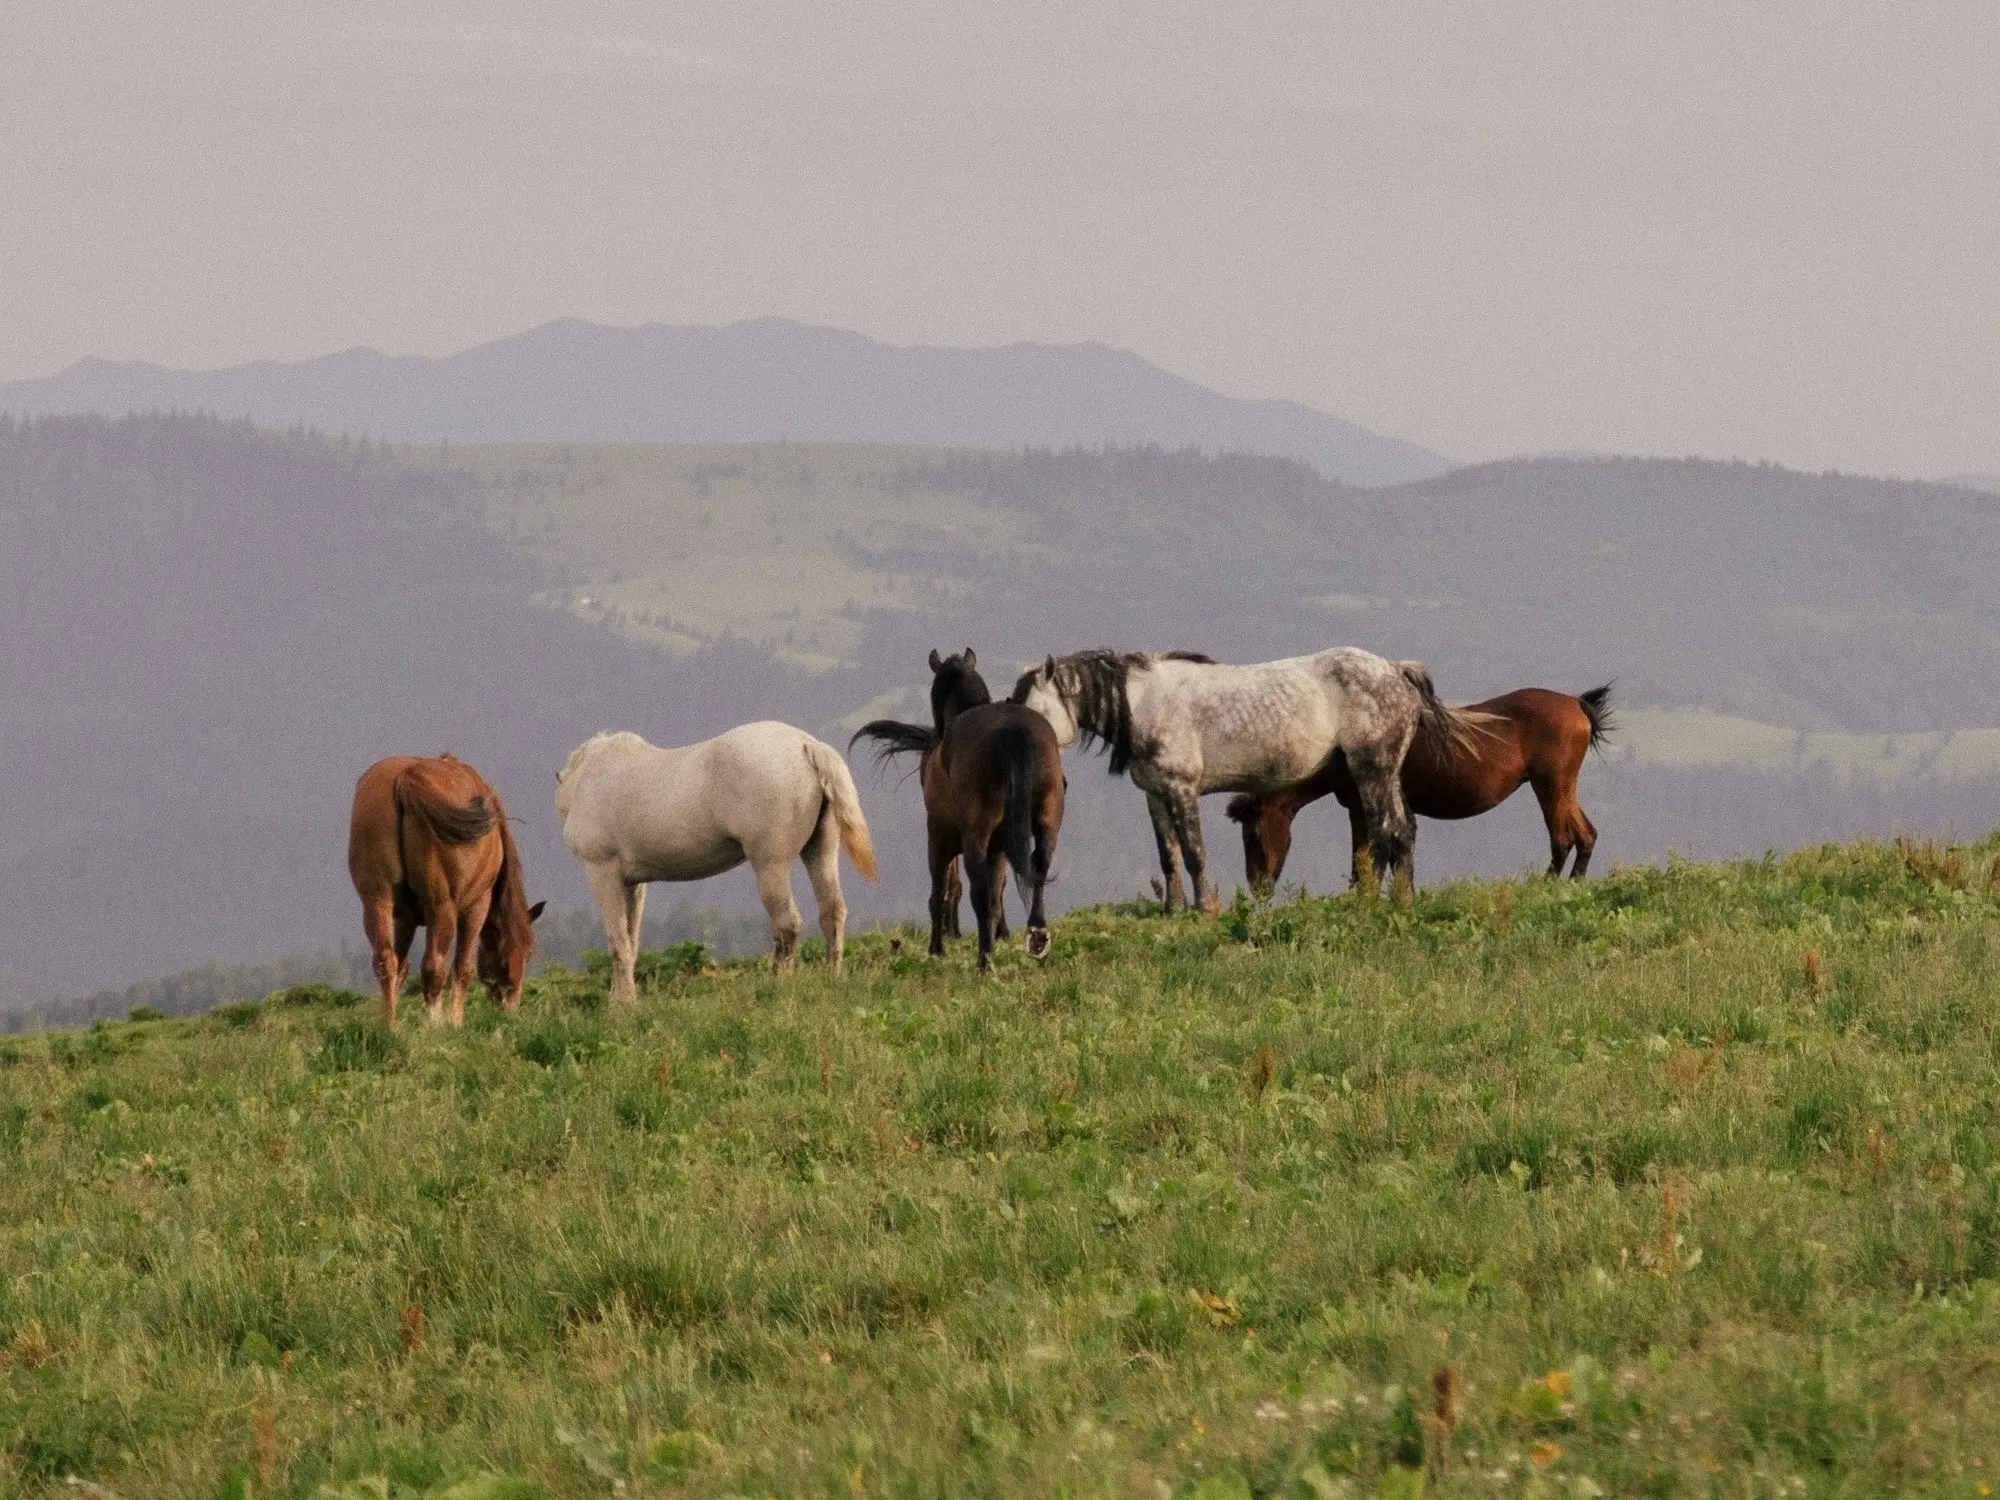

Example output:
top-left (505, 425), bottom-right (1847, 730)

top-left (347, 753), bottom-right (545, 1028)
top-left (1227, 684), bottom-right (1614, 889)
top-left (555, 722), bottom-right (877, 1001)
top-left (853, 648), bottom-right (1065, 972)
top-left (1011, 648), bottom-right (1478, 915)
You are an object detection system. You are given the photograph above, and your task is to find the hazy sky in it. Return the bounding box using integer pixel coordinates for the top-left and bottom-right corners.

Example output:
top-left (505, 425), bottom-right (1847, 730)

top-left (6, 2), bottom-right (1997, 476)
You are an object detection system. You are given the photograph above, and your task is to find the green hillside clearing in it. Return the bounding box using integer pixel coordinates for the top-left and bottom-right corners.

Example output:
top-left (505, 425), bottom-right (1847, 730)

top-left (6, 839), bottom-right (2000, 1495)
top-left (407, 444), bottom-right (1028, 673)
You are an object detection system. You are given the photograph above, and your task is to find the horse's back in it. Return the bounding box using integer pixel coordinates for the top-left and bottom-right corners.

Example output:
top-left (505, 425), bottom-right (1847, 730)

top-left (558, 720), bottom-right (831, 881)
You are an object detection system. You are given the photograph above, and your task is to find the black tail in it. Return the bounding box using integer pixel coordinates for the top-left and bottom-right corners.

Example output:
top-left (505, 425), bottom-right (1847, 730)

top-left (1001, 732), bottom-right (1040, 909)
top-left (849, 719), bottom-right (935, 770)
top-left (1225, 793), bottom-right (1259, 826)
top-left (1576, 684), bottom-right (1615, 752)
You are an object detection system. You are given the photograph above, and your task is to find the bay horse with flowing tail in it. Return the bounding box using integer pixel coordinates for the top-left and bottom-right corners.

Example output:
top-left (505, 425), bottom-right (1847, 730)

top-left (853, 649), bottom-right (1065, 973)
top-left (1012, 648), bottom-right (1479, 915)
top-left (556, 722), bottom-right (877, 1001)
top-left (348, 754), bottom-right (545, 1027)
top-left (1228, 683), bottom-right (1613, 890)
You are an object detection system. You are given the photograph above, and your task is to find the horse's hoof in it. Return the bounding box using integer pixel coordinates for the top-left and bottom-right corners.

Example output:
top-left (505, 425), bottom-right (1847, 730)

top-left (1025, 927), bottom-right (1051, 960)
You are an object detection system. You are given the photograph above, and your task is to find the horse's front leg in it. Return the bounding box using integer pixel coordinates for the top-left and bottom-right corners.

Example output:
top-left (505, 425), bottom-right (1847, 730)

top-left (1144, 792), bottom-right (1189, 912)
top-left (753, 857), bottom-right (805, 970)
top-left (1347, 747), bottom-right (1415, 907)
top-left (587, 864), bottom-right (641, 1003)
top-left (1346, 800), bottom-right (1376, 895)
top-left (1163, 783), bottom-right (1219, 916)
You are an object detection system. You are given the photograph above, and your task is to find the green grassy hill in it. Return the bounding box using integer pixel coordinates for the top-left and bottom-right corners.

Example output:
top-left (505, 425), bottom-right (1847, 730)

top-left (6, 839), bottom-right (2000, 1495)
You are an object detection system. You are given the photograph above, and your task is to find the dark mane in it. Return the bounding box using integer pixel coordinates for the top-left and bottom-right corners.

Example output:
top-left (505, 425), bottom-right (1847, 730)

top-left (483, 799), bottom-right (536, 963)
top-left (1015, 649), bottom-right (1214, 776)
top-left (928, 651), bottom-right (991, 733)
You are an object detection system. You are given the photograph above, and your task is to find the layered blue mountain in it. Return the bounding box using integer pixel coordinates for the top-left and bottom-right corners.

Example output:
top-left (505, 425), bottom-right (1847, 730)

top-left (0, 318), bottom-right (1452, 487)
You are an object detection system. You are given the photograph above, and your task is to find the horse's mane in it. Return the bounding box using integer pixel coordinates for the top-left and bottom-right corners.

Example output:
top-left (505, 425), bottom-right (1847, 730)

top-left (485, 798), bottom-right (536, 958)
top-left (1014, 649), bottom-right (1215, 776)
top-left (1398, 662), bottom-right (1500, 763)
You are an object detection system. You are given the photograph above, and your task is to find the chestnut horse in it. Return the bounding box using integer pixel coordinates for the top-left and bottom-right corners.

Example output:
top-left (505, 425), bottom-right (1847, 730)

top-left (348, 753), bottom-right (544, 1027)
top-left (1227, 685), bottom-right (1613, 889)
top-left (853, 649), bottom-right (1066, 972)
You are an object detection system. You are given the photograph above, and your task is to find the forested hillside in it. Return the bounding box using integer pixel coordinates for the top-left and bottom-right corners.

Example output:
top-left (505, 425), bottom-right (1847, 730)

top-left (7, 417), bottom-right (2000, 1011)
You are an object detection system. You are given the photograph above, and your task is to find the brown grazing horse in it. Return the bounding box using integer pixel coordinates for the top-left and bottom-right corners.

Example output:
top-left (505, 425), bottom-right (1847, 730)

top-left (853, 649), bottom-right (1066, 972)
top-left (348, 753), bottom-right (544, 1026)
top-left (1227, 685), bottom-right (1613, 890)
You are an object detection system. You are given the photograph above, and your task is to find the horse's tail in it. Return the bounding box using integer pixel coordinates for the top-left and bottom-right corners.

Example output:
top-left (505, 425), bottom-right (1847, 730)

top-left (848, 719), bottom-right (935, 769)
top-left (1576, 683), bottom-right (1616, 752)
top-left (1398, 661), bottom-right (1490, 762)
top-left (805, 737), bottom-right (879, 882)
top-left (393, 770), bottom-right (498, 845)
top-left (1224, 793), bottom-right (1259, 827)
top-left (1001, 730), bottom-right (1039, 910)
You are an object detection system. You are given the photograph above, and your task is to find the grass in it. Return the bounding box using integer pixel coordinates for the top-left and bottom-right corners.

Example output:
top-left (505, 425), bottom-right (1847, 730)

top-left (6, 837), bottom-right (2000, 1495)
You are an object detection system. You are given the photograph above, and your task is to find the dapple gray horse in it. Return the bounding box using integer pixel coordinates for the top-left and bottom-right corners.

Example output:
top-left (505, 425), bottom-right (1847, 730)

top-left (1012, 648), bottom-right (1474, 915)
top-left (556, 723), bottom-right (877, 1000)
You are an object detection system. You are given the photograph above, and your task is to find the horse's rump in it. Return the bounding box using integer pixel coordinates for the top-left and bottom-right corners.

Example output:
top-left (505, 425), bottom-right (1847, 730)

top-left (394, 770), bottom-right (498, 845)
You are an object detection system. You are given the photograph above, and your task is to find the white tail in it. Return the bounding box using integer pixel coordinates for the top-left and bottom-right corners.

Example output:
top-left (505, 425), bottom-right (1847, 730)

top-left (803, 738), bottom-right (879, 882)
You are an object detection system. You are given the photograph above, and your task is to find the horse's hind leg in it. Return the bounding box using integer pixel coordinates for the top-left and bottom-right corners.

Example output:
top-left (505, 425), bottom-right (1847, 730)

top-left (963, 844), bottom-right (999, 974)
top-left (992, 858), bottom-right (1010, 940)
top-left (1568, 804), bottom-right (1599, 878)
top-left (753, 856), bottom-right (805, 971)
top-left (1024, 810), bottom-right (1056, 959)
top-left (944, 857), bottom-right (963, 939)
top-left (1530, 776), bottom-right (1575, 877)
top-left (1145, 792), bottom-right (1189, 912)
top-left (418, 903), bottom-right (456, 1025)
top-left (362, 897), bottom-right (405, 1027)
top-left (801, 815), bottom-right (847, 971)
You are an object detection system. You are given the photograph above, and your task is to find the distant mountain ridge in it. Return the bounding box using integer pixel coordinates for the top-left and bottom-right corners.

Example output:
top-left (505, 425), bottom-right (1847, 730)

top-left (0, 318), bottom-right (1453, 487)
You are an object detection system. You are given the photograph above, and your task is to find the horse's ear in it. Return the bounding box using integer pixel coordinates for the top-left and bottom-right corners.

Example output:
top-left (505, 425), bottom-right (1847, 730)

top-left (527, 900), bottom-right (546, 922)
top-left (1044, 655), bottom-right (1056, 677)
top-left (963, 647), bottom-right (976, 669)
top-left (928, 649), bottom-right (941, 671)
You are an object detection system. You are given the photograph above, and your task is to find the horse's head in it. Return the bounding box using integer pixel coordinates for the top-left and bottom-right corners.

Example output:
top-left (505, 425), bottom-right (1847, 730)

top-left (927, 647), bottom-right (991, 735)
top-left (1009, 656), bottom-right (1081, 748)
top-left (478, 897), bottom-right (544, 1009)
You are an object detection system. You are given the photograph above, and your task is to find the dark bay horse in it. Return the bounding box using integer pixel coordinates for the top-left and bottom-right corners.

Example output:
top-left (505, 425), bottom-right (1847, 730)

top-left (854, 649), bottom-right (1066, 972)
top-left (348, 754), bottom-right (544, 1026)
top-left (1227, 685), bottom-right (1613, 890)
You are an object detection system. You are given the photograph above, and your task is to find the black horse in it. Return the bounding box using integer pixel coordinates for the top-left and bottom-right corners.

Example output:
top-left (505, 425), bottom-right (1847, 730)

top-left (853, 649), bottom-right (1065, 972)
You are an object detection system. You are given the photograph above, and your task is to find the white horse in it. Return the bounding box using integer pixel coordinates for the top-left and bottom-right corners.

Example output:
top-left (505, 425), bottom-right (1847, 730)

top-left (1011, 648), bottom-right (1475, 915)
top-left (555, 723), bottom-right (878, 1000)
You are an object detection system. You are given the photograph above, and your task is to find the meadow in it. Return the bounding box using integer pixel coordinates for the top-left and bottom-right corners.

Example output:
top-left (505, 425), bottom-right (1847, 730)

top-left (5, 838), bottom-right (2000, 1496)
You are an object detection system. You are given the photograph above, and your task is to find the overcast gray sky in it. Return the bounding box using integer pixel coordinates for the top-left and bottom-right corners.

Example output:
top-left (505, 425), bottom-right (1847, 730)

top-left (5, 2), bottom-right (1997, 476)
